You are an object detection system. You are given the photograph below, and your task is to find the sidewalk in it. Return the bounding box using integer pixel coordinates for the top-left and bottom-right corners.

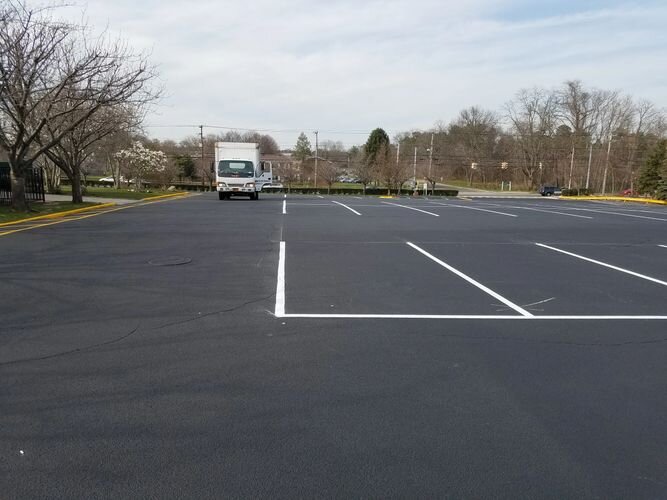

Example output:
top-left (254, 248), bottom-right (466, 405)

top-left (45, 194), bottom-right (138, 205)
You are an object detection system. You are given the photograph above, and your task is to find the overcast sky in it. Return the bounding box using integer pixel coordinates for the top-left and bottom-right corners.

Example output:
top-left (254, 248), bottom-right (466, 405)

top-left (61, 0), bottom-right (666, 149)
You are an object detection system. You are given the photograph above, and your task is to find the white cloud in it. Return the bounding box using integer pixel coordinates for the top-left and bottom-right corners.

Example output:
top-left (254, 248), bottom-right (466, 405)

top-left (59, 0), bottom-right (667, 148)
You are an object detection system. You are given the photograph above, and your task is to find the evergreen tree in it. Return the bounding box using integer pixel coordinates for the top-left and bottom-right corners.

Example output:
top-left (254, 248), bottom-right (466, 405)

top-left (637, 140), bottom-right (666, 195)
top-left (175, 154), bottom-right (196, 179)
top-left (293, 132), bottom-right (312, 161)
top-left (364, 128), bottom-right (390, 166)
top-left (656, 177), bottom-right (667, 200)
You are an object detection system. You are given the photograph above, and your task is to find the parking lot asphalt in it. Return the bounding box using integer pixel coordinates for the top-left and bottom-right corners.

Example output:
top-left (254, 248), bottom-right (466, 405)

top-left (1, 193), bottom-right (666, 498)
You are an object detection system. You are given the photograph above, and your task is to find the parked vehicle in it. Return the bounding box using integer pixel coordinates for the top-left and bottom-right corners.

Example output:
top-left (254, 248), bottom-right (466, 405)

top-left (539, 185), bottom-right (561, 196)
top-left (214, 142), bottom-right (272, 200)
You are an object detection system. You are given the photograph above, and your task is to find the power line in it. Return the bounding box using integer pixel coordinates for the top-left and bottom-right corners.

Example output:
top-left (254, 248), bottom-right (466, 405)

top-left (145, 124), bottom-right (372, 135)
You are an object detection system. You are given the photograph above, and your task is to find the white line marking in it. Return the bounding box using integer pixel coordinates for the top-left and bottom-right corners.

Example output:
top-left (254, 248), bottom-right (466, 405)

top-left (430, 202), bottom-right (518, 218)
top-left (283, 194), bottom-right (286, 199)
top-left (282, 200), bottom-right (286, 215)
top-left (536, 243), bottom-right (667, 287)
top-left (332, 200), bottom-right (362, 215)
top-left (275, 242), bottom-right (286, 316)
top-left (382, 202), bottom-right (440, 217)
top-left (564, 207), bottom-right (667, 221)
top-left (480, 203), bottom-right (593, 219)
top-left (278, 314), bottom-right (667, 320)
top-left (352, 196), bottom-right (362, 199)
top-left (317, 195), bottom-right (324, 199)
top-left (407, 242), bottom-right (533, 317)
top-left (659, 245), bottom-right (667, 249)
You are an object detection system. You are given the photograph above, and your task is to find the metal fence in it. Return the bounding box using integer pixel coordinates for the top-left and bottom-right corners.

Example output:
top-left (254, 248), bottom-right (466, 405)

top-left (0, 163), bottom-right (46, 204)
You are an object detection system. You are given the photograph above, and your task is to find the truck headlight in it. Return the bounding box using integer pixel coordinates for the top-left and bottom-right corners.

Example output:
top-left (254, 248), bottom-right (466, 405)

top-left (245, 182), bottom-right (255, 188)
top-left (218, 182), bottom-right (227, 187)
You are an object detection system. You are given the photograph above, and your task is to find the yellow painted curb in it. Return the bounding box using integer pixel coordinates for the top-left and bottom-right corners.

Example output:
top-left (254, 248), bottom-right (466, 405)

top-left (140, 192), bottom-right (189, 202)
top-left (0, 203), bottom-right (115, 228)
top-left (564, 196), bottom-right (667, 206)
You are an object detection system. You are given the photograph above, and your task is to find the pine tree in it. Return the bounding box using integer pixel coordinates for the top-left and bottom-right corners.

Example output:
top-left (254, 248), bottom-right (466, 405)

top-left (364, 128), bottom-right (390, 166)
top-left (293, 132), bottom-right (312, 162)
top-left (656, 177), bottom-right (667, 200)
top-left (637, 140), bottom-right (666, 196)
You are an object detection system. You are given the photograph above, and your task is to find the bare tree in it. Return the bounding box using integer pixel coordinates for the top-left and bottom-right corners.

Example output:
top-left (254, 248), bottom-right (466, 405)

top-left (350, 148), bottom-right (375, 194)
top-left (505, 88), bottom-right (559, 188)
top-left (42, 104), bottom-right (141, 202)
top-left (448, 106), bottom-right (499, 186)
top-left (0, 1), bottom-right (158, 210)
top-left (318, 160), bottom-right (341, 194)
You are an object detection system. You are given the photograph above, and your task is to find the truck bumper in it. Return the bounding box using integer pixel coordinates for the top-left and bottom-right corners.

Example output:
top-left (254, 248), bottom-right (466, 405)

top-left (218, 187), bottom-right (255, 193)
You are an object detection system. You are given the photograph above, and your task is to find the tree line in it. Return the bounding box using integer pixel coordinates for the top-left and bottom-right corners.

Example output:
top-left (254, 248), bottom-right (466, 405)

top-left (286, 81), bottom-right (666, 198)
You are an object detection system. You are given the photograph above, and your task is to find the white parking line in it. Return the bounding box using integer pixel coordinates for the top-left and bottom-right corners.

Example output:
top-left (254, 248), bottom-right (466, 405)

top-left (563, 207), bottom-right (667, 222)
top-left (479, 203), bottom-right (593, 219)
top-left (278, 313), bottom-right (667, 320)
top-left (382, 202), bottom-right (440, 217)
top-left (429, 202), bottom-right (518, 218)
top-left (282, 200), bottom-right (286, 214)
top-left (275, 241), bottom-right (286, 316)
top-left (536, 243), bottom-right (667, 287)
top-left (317, 195), bottom-right (324, 199)
top-left (332, 200), bottom-right (362, 215)
top-left (407, 242), bottom-right (533, 317)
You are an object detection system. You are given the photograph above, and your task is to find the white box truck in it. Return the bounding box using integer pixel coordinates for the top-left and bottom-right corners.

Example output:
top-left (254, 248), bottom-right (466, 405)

top-left (214, 142), bottom-right (272, 200)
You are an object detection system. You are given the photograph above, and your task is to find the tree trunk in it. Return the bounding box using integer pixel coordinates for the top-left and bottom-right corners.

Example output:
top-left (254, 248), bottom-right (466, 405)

top-left (10, 170), bottom-right (28, 211)
top-left (71, 169), bottom-right (84, 203)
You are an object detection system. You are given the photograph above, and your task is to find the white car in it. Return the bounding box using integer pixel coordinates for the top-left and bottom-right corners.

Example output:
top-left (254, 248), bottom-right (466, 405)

top-left (99, 176), bottom-right (131, 183)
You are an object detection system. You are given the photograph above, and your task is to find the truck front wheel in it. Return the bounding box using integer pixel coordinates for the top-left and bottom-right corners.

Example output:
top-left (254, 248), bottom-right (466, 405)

top-left (218, 192), bottom-right (224, 200)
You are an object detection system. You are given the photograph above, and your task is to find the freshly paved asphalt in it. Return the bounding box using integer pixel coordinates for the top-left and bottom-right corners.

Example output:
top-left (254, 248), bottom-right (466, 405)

top-left (1, 193), bottom-right (666, 498)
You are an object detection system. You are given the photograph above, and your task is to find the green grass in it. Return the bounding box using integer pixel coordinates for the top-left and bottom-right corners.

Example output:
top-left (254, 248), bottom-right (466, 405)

top-left (0, 201), bottom-right (98, 224)
top-left (442, 179), bottom-right (530, 191)
top-left (60, 185), bottom-right (182, 200)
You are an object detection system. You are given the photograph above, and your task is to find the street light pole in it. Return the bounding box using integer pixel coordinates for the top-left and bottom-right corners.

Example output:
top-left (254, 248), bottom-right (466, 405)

top-left (413, 146), bottom-right (417, 192)
top-left (585, 140), bottom-right (593, 190)
top-left (427, 133), bottom-right (434, 194)
top-left (200, 124), bottom-right (205, 189)
top-left (313, 130), bottom-right (318, 189)
top-left (601, 135), bottom-right (612, 195)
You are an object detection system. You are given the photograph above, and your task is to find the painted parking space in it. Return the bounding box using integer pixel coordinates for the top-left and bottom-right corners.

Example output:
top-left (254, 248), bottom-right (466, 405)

top-left (276, 195), bottom-right (667, 321)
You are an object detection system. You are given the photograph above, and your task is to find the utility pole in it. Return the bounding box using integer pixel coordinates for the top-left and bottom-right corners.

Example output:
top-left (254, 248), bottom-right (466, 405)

top-left (428, 133), bottom-right (434, 194)
top-left (413, 147), bottom-right (417, 192)
top-left (199, 125), bottom-right (205, 188)
top-left (396, 142), bottom-right (400, 165)
top-left (313, 130), bottom-right (319, 189)
top-left (601, 135), bottom-right (612, 195)
top-left (568, 143), bottom-right (575, 189)
top-left (585, 140), bottom-right (593, 190)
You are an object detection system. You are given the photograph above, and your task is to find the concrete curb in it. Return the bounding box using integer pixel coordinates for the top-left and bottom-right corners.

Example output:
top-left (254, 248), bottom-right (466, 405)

top-left (0, 203), bottom-right (115, 228)
top-left (564, 196), bottom-right (667, 206)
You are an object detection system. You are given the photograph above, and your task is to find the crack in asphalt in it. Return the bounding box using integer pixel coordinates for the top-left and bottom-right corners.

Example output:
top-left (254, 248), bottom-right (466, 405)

top-left (0, 324), bottom-right (141, 367)
top-left (0, 293), bottom-right (277, 367)
top-left (152, 292), bottom-right (276, 330)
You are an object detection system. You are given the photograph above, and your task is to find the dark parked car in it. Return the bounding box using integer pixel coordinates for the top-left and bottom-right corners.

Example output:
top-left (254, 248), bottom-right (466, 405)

top-left (539, 185), bottom-right (561, 196)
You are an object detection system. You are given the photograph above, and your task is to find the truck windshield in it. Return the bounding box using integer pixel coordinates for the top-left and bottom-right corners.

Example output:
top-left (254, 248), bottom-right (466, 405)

top-left (218, 160), bottom-right (254, 178)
